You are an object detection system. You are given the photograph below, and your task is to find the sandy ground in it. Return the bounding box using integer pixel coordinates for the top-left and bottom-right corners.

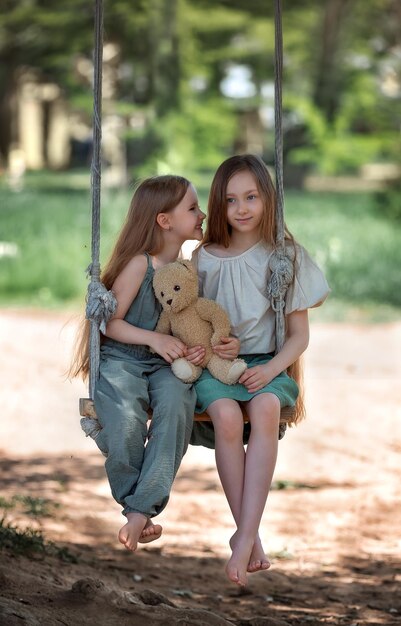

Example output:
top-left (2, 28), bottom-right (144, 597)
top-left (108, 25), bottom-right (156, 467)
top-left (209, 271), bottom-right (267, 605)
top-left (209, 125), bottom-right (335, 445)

top-left (0, 309), bottom-right (400, 625)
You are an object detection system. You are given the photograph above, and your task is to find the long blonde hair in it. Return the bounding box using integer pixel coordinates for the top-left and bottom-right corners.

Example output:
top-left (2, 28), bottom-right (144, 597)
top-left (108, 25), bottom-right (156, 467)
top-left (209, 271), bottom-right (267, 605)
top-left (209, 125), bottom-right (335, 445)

top-left (204, 154), bottom-right (305, 423)
top-left (69, 175), bottom-right (191, 381)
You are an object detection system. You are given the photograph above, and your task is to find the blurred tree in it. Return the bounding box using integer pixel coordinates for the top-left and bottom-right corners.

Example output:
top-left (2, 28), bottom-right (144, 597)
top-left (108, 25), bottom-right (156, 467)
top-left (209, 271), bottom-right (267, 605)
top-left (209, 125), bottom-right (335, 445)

top-left (285, 0), bottom-right (401, 175)
top-left (312, 0), bottom-right (353, 123)
top-left (0, 0), bottom-right (93, 164)
top-left (0, 0), bottom-right (399, 175)
top-left (102, 0), bottom-right (180, 113)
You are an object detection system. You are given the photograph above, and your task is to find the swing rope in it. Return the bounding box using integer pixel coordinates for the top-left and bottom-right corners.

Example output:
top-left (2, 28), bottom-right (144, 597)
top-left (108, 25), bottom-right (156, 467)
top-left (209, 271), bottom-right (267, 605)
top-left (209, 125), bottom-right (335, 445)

top-left (85, 0), bottom-right (117, 400)
top-left (268, 0), bottom-right (295, 357)
top-left (80, 0), bottom-right (295, 435)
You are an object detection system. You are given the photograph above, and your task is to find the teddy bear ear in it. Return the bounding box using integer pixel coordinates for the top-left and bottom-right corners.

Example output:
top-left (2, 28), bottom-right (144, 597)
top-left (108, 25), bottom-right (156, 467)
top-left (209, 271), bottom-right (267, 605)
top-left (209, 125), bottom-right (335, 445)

top-left (177, 259), bottom-right (196, 273)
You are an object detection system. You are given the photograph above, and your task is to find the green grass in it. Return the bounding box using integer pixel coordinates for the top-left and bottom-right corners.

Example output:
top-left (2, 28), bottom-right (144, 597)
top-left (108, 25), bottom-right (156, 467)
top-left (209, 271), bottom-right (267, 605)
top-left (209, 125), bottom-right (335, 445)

top-left (0, 172), bottom-right (132, 307)
top-left (0, 495), bottom-right (77, 561)
top-left (284, 190), bottom-right (401, 312)
top-left (0, 171), bottom-right (400, 321)
top-left (0, 520), bottom-right (78, 561)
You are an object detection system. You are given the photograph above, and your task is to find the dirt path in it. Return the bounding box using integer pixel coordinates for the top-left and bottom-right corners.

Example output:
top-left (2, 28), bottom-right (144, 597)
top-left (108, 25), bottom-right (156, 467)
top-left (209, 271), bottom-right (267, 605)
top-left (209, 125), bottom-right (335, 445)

top-left (0, 310), bottom-right (400, 625)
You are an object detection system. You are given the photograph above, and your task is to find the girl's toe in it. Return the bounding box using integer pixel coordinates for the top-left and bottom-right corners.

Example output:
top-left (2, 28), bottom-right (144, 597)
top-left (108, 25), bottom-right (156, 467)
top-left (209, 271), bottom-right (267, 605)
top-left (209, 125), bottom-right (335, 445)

top-left (248, 560), bottom-right (261, 572)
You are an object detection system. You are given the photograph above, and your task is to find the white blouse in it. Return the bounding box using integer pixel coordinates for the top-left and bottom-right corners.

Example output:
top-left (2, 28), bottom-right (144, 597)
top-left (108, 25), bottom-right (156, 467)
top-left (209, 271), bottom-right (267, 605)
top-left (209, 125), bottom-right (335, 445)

top-left (195, 241), bottom-right (330, 355)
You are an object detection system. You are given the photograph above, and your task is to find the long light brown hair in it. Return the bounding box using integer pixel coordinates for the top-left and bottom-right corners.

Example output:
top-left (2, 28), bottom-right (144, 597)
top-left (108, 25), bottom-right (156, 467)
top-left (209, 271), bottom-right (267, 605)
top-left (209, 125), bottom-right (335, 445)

top-left (69, 175), bottom-right (191, 381)
top-left (204, 154), bottom-right (305, 423)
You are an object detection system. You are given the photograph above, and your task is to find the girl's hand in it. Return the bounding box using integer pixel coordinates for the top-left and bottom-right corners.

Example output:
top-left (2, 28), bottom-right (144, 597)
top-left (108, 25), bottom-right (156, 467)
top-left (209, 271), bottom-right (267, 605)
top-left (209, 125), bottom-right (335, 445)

top-left (186, 345), bottom-right (206, 365)
top-left (150, 333), bottom-right (187, 363)
top-left (239, 363), bottom-right (273, 393)
top-left (212, 336), bottom-right (240, 360)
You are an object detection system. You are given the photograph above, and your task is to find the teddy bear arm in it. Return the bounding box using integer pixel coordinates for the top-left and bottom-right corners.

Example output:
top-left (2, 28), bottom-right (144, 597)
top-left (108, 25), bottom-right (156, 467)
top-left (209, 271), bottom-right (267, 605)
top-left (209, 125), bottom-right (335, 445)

top-left (195, 298), bottom-right (231, 343)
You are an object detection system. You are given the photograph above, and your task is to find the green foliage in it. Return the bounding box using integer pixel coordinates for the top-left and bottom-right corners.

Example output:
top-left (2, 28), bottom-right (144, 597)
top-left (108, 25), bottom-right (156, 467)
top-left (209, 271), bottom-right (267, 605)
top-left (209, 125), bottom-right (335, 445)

top-left (292, 133), bottom-right (386, 176)
top-left (0, 495), bottom-right (77, 561)
top-left (0, 0), bottom-right (93, 76)
top-left (12, 495), bottom-right (60, 519)
top-left (285, 94), bottom-right (397, 175)
top-left (0, 519), bottom-right (77, 561)
top-left (1, 0), bottom-right (400, 177)
top-left (285, 190), bottom-right (401, 309)
top-left (0, 519), bottom-right (48, 556)
top-left (374, 177), bottom-right (401, 222)
top-left (0, 495), bottom-right (59, 519)
top-left (132, 98), bottom-right (237, 178)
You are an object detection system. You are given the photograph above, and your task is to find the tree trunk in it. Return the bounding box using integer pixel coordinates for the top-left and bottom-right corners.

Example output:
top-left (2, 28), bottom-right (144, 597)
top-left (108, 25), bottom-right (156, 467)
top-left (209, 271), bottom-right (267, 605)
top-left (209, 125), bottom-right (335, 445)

top-left (0, 64), bottom-right (18, 166)
top-left (148, 0), bottom-right (180, 116)
top-left (313, 0), bottom-right (353, 122)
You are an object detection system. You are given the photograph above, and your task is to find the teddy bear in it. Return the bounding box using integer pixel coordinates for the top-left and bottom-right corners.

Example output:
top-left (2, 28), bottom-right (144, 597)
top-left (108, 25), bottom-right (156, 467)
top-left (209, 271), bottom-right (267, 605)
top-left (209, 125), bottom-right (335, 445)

top-left (153, 259), bottom-right (247, 385)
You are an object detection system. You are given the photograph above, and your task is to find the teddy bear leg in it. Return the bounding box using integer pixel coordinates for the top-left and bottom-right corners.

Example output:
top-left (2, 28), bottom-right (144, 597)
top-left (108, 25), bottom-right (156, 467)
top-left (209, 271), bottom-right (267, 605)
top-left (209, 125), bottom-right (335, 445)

top-left (207, 355), bottom-right (247, 385)
top-left (172, 358), bottom-right (203, 383)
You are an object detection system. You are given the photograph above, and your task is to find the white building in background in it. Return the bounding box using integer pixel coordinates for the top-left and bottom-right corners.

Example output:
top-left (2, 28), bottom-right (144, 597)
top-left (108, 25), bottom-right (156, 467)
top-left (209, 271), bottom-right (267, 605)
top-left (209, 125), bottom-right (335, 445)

top-left (13, 69), bottom-right (71, 171)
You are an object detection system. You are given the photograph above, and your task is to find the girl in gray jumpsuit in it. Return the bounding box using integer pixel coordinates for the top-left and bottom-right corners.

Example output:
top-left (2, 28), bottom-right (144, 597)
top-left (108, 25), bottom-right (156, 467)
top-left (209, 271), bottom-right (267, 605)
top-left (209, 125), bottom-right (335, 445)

top-left (71, 175), bottom-right (205, 552)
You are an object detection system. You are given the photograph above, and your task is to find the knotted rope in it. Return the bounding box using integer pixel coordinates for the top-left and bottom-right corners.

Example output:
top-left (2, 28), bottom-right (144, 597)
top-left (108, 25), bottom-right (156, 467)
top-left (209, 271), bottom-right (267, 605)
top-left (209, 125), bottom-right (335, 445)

top-left (86, 0), bottom-right (116, 399)
top-left (267, 245), bottom-right (295, 352)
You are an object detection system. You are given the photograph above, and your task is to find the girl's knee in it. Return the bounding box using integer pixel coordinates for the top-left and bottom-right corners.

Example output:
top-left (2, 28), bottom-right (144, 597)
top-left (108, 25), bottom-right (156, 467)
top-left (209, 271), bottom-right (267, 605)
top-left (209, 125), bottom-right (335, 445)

top-left (248, 394), bottom-right (281, 432)
top-left (251, 393), bottom-right (280, 415)
top-left (210, 403), bottom-right (243, 442)
top-left (151, 395), bottom-right (195, 436)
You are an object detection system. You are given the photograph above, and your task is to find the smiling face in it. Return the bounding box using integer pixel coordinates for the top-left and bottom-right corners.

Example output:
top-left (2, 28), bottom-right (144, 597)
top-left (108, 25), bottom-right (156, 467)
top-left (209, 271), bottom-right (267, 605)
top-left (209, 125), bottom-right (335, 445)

top-left (225, 169), bottom-right (264, 236)
top-left (167, 184), bottom-right (205, 242)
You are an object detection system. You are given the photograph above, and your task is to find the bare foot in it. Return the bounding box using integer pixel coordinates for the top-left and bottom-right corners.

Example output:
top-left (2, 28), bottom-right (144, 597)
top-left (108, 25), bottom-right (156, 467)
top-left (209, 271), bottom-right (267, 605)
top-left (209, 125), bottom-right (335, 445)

top-left (230, 531), bottom-right (271, 573)
top-left (118, 512), bottom-right (147, 552)
top-left (225, 536), bottom-right (253, 586)
top-left (138, 518), bottom-right (163, 544)
top-left (247, 535), bottom-right (271, 573)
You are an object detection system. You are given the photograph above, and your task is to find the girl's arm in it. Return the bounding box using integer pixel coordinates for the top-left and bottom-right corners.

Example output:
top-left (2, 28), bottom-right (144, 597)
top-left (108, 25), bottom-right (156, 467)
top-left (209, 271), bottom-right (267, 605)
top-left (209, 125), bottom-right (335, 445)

top-left (104, 255), bottom-right (187, 363)
top-left (239, 310), bottom-right (309, 393)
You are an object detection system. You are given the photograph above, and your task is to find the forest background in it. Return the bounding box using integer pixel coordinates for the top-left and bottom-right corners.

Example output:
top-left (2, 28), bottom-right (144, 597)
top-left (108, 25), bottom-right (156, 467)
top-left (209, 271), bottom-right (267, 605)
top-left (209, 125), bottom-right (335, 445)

top-left (0, 0), bottom-right (400, 317)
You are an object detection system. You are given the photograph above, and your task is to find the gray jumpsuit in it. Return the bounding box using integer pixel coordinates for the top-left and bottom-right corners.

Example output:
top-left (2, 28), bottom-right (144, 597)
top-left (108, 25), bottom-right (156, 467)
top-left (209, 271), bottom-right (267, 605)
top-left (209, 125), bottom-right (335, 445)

top-left (94, 254), bottom-right (196, 518)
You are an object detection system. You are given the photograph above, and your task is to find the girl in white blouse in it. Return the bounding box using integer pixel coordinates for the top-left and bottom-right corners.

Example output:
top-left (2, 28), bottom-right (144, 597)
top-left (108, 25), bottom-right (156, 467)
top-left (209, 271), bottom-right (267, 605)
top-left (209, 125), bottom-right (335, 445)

top-left (192, 154), bottom-right (329, 587)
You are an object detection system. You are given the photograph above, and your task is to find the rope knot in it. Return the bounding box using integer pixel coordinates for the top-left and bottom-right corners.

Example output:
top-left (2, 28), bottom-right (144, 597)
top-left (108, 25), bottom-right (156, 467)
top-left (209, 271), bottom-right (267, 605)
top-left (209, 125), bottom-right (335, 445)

top-left (86, 281), bottom-right (117, 334)
top-left (267, 245), bottom-right (296, 309)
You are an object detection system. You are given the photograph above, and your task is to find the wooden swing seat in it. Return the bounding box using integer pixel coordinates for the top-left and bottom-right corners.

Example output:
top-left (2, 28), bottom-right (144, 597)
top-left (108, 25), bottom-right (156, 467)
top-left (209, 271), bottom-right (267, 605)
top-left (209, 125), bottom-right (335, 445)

top-left (79, 397), bottom-right (294, 425)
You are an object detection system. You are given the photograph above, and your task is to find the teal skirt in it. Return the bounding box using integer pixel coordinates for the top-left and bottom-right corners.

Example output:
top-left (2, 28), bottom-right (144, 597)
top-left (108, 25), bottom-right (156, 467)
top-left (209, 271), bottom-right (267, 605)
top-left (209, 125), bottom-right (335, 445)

top-left (190, 353), bottom-right (299, 449)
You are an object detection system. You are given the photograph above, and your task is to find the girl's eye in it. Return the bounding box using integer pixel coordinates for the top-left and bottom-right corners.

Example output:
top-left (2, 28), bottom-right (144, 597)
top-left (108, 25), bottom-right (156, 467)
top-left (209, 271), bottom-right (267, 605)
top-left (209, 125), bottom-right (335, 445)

top-left (248, 194), bottom-right (256, 200)
top-left (161, 291), bottom-right (164, 298)
top-left (174, 285), bottom-right (180, 291)
top-left (227, 198), bottom-right (235, 204)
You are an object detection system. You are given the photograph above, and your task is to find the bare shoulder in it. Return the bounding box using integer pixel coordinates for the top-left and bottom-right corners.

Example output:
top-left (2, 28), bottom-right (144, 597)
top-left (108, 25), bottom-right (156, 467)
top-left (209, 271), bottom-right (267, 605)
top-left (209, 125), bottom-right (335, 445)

top-left (112, 254), bottom-right (148, 293)
top-left (120, 254), bottom-right (148, 279)
top-left (111, 254), bottom-right (149, 317)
